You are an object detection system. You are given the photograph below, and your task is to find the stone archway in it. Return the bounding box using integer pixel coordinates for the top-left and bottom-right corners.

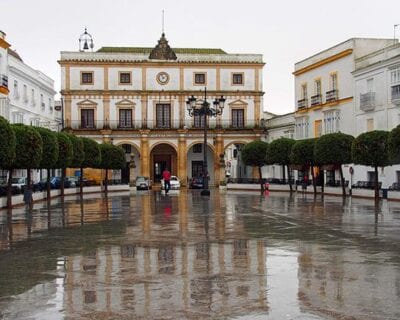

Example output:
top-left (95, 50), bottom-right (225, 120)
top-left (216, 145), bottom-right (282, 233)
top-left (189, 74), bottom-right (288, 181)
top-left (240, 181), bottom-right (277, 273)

top-left (224, 141), bottom-right (251, 182)
top-left (187, 142), bottom-right (216, 186)
top-left (150, 143), bottom-right (178, 183)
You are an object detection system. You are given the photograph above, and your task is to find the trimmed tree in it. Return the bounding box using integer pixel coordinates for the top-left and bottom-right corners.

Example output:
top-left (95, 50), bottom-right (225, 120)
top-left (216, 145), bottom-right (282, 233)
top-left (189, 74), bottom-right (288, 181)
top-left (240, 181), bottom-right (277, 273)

top-left (290, 138), bottom-right (317, 194)
top-left (314, 132), bottom-right (354, 197)
top-left (267, 138), bottom-right (296, 191)
top-left (99, 143), bottom-right (126, 192)
top-left (388, 125), bottom-right (400, 164)
top-left (55, 132), bottom-right (73, 197)
top-left (352, 130), bottom-right (389, 200)
top-left (80, 137), bottom-right (101, 194)
top-left (66, 134), bottom-right (85, 180)
top-left (36, 127), bottom-right (59, 200)
top-left (11, 124), bottom-right (43, 204)
top-left (0, 116), bottom-right (16, 208)
top-left (241, 140), bottom-right (268, 193)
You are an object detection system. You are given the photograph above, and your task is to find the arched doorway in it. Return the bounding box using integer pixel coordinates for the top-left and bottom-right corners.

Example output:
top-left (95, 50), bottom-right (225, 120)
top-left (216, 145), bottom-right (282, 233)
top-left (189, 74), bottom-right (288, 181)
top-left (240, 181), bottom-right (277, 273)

top-left (187, 142), bottom-right (215, 186)
top-left (119, 143), bottom-right (141, 184)
top-left (224, 142), bottom-right (250, 182)
top-left (150, 143), bottom-right (177, 183)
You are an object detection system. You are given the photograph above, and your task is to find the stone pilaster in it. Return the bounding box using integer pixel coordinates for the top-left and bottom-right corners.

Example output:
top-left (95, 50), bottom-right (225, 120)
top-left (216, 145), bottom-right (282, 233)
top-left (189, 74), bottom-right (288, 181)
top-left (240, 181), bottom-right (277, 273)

top-left (64, 96), bottom-right (72, 128)
top-left (214, 133), bottom-right (224, 185)
top-left (141, 95), bottom-right (148, 128)
top-left (178, 131), bottom-right (187, 186)
top-left (103, 95), bottom-right (110, 128)
top-left (140, 130), bottom-right (150, 177)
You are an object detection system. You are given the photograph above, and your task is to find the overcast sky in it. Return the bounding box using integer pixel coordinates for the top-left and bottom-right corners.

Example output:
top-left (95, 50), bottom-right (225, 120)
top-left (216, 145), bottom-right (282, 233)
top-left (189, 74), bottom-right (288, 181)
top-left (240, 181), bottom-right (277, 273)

top-left (2, 0), bottom-right (400, 114)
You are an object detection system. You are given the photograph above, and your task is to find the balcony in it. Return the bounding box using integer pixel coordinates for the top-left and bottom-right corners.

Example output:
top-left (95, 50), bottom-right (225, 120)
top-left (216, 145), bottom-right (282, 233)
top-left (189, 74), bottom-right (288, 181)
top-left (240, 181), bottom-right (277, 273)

top-left (1, 74), bottom-right (8, 88)
top-left (360, 92), bottom-right (376, 111)
top-left (67, 119), bottom-right (264, 131)
top-left (392, 85), bottom-right (400, 105)
top-left (297, 98), bottom-right (308, 109)
top-left (311, 94), bottom-right (322, 106)
top-left (326, 89), bottom-right (338, 102)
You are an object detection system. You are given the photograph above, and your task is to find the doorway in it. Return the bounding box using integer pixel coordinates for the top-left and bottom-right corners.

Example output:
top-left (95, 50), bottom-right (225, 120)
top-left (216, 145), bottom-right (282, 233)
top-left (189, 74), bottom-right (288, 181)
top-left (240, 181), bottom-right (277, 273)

top-left (150, 144), bottom-right (177, 183)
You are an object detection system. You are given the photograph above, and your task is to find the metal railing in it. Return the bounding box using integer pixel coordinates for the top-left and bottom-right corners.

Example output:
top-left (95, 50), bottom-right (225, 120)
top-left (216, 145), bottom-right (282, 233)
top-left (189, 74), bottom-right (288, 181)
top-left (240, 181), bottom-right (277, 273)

top-left (360, 92), bottom-right (375, 111)
top-left (1, 74), bottom-right (8, 88)
top-left (326, 89), bottom-right (338, 102)
top-left (311, 94), bottom-right (322, 106)
top-left (297, 98), bottom-right (308, 109)
top-left (67, 119), bottom-right (264, 130)
top-left (391, 85), bottom-right (400, 104)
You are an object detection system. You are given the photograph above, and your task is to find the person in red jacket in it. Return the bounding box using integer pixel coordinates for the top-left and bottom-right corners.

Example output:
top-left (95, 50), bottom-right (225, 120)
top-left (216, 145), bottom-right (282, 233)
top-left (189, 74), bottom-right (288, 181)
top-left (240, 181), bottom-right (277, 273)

top-left (162, 168), bottom-right (171, 194)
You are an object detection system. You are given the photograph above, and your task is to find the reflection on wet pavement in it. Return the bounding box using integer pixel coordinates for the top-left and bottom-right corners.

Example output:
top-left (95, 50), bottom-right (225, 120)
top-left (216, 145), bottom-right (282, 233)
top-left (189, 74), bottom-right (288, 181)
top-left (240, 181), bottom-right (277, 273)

top-left (0, 191), bottom-right (399, 319)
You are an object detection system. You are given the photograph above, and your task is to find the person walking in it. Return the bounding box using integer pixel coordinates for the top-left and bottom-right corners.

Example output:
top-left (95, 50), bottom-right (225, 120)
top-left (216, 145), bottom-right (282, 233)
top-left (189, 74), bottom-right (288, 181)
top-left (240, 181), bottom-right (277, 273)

top-left (162, 168), bottom-right (171, 194)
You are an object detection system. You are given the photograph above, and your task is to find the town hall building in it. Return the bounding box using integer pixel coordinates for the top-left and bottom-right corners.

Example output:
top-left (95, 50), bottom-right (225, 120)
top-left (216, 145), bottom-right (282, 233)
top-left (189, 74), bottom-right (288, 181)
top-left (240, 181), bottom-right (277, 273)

top-left (59, 32), bottom-right (265, 186)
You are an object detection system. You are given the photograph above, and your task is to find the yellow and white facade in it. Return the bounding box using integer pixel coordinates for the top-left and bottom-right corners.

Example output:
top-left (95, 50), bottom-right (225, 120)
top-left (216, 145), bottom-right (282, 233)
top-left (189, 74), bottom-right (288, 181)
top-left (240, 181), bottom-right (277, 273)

top-left (60, 34), bottom-right (265, 186)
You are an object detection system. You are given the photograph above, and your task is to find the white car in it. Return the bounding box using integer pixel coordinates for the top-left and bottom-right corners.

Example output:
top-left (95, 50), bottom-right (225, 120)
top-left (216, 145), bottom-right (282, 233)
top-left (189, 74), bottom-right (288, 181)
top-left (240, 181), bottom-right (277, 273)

top-left (161, 176), bottom-right (181, 190)
top-left (11, 177), bottom-right (27, 192)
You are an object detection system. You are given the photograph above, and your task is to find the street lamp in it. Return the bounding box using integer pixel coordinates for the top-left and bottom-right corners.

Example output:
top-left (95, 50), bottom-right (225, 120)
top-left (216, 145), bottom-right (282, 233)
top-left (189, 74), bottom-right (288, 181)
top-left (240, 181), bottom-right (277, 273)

top-left (186, 88), bottom-right (225, 196)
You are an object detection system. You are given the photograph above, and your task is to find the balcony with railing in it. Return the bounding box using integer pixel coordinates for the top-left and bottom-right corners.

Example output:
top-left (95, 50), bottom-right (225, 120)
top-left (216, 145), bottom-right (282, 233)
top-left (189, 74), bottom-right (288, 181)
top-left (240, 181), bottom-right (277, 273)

top-left (297, 98), bottom-right (308, 110)
top-left (1, 74), bottom-right (8, 89)
top-left (311, 94), bottom-right (322, 106)
top-left (360, 92), bottom-right (376, 111)
top-left (326, 89), bottom-right (338, 102)
top-left (67, 119), bottom-right (263, 131)
top-left (391, 85), bottom-right (400, 105)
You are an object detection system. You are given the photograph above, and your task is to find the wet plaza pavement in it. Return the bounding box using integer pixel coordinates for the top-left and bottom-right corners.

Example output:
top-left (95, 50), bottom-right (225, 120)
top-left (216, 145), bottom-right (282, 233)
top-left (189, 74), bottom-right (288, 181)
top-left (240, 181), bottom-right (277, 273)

top-left (0, 190), bottom-right (399, 320)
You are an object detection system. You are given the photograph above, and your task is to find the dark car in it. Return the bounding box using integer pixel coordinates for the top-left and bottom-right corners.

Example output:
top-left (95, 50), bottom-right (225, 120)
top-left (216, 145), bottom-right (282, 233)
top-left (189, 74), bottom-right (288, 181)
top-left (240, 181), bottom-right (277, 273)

top-left (50, 177), bottom-right (73, 189)
top-left (189, 177), bottom-right (204, 189)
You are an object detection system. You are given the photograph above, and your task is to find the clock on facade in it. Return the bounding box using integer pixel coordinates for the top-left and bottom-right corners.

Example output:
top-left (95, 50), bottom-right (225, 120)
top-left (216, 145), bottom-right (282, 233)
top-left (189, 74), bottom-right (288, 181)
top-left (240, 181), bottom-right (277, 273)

top-left (156, 72), bottom-right (170, 85)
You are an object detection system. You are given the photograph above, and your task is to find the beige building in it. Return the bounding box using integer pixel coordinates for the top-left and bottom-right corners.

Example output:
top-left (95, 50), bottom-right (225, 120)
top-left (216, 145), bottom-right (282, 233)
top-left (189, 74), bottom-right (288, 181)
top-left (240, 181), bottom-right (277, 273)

top-left (59, 33), bottom-right (265, 186)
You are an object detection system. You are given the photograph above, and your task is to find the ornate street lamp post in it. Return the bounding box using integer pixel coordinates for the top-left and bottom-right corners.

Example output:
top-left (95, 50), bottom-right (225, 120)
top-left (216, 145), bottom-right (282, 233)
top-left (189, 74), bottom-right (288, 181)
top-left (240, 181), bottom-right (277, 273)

top-left (186, 88), bottom-right (225, 196)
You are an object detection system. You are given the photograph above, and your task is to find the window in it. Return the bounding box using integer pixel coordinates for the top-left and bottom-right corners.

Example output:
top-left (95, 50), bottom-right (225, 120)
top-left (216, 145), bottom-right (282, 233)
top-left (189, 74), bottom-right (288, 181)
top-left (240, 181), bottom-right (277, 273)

top-left (194, 72), bottom-right (206, 85)
top-left (119, 72), bottom-right (131, 84)
top-left (81, 72), bottom-right (93, 84)
top-left (31, 89), bottom-right (35, 106)
top-left (40, 94), bottom-right (45, 110)
top-left (295, 117), bottom-right (309, 139)
top-left (156, 104), bottom-right (171, 128)
top-left (193, 144), bottom-right (202, 153)
top-left (315, 79), bottom-right (321, 95)
top-left (232, 73), bottom-right (244, 85)
top-left (391, 67), bottom-right (400, 85)
top-left (301, 84), bottom-right (307, 99)
top-left (81, 109), bottom-right (95, 128)
top-left (119, 109), bottom-right (132, 128)
top-left (192, 161), bottom-right (203, 177)
top-left (13, 80), bottom-right (19, 99)
top-left (367, 78), bottom-right (374, 92)
top-left (232, 109), bottom-right (244, 128)
top-left (23, 84), bottom-right (28, 103)
top-left (314, 120), bottom-right (322, 137)
top-left (194, 114), bottom-right (205, 128)
top-left (12, 112), bottom-right (23, 124)
top-left (30, 118), bottom-right (40, 127)
top-left (330, 73), bottom-right (337, 90)
top-left (323, 110), bottom-right (340, 134)
top-left (49, 98), bottom-right (52, 112)
top-left (367, 118), bottom-right (374, 132)
top-left (367, 171), bottom-right (376, 182)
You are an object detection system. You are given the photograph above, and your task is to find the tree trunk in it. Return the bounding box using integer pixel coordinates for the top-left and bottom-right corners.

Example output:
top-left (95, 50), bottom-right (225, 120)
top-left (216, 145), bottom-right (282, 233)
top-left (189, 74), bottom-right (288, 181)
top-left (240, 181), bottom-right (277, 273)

top-left (61, 168), bottom-right (65, 197)
top-left (310, 164), bottom-right (317, 195)
top-left (339, 165), bottom-right (346, 197)
top-left (320, 167), bottom-right (324, 195)
top-left (105, 169), bottom-right (108, 193)
top-left (80, 167), bottom-right (83, 195)
top-left (287, 165), bottom-right (293, 192)
top-left (258, 166), bottom-right (264, 194)
top-left (46, 168), bottom-right (51, 201)
top-left (374, 165), bottom-right (379, 201)
top-left (26, 169), bottom-right (33, 209)
top-left (7, 169), bottom-right (13, 208)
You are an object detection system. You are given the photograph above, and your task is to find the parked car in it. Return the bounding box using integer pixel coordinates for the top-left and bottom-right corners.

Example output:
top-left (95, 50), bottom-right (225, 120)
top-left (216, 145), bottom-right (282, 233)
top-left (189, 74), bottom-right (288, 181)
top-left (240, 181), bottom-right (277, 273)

top-left (11, 177), bottom-right (27, 193)
top-left (135, 176), bottom-right (152, 190)
top-left (75, 177), bottom-right (97, 187)
top-left (66, 176), bottom-right (78, 188)
top-left (189, 177), bottom-right (204, 189)
top-left (161, 176), bottom-right (181, 190)
top-left (49, 177), bottom-right (73, 189)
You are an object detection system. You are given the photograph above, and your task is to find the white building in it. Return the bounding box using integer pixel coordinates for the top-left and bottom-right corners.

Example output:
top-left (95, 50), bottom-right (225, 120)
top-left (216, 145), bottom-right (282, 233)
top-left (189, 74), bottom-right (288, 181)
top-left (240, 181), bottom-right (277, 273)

top-left (0, 31), bottom-right (58, 182)
top-left (353, 41), bottom-right (400, 188)
top-left (293, 38), bottom-right (395, 187)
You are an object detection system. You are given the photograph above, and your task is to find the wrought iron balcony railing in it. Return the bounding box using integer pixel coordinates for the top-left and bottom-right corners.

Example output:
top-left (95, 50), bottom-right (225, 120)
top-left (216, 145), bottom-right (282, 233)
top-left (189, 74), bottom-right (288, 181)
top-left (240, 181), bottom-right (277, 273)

top-left (360, 92), bottom-right (376, 111)
top-left (326, 89), bottom-right (338, 102)
top-left (297, 98), bottom-right (308, 109)
top-left (311, 94), bottom-right (322, 106)
top-left (391, 85), bottom-right (400, 105)
top-left (1, 74), bottom-right (8, 88)
top-left (67, 119), bottom-right (264, 131)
